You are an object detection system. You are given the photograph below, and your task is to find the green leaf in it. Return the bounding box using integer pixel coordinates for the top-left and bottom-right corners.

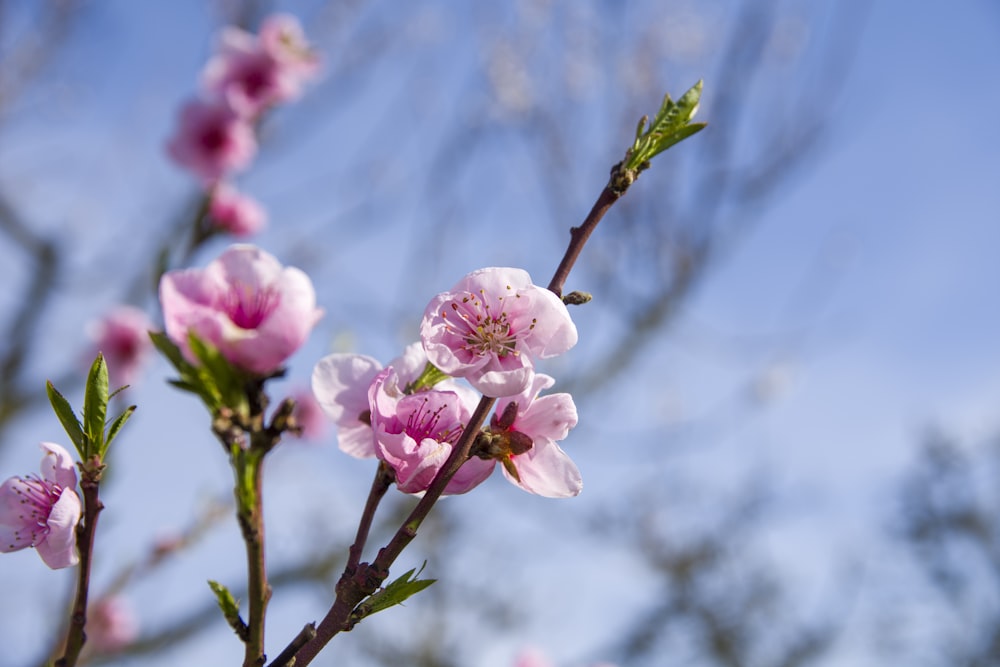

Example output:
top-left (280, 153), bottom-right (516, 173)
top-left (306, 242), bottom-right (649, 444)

top-left (208, 580), bottom-right (248, 641)
top-left (46, 381), bottom-right (85, 456)
top-left (149, 330), bottom-right (186, 369)
top-left (350, 564), bottom-right (436, 624)
top-left (151, 331), bottom-right (226, 412)
top-left (623, 80), bottom-right (706, 173)
top-left (82, 354), bottom-right (109, 458)
top-left (104, 404), bottom-right (136, 455)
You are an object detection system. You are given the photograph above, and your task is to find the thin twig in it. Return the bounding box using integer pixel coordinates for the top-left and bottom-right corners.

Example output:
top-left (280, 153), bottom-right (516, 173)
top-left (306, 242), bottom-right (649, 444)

top-left (346, 461), bottom-right (395, 573)
top-left (276, 395), bottom-right (495, 667)
top-left (56, 466), bottom-right (104, 667)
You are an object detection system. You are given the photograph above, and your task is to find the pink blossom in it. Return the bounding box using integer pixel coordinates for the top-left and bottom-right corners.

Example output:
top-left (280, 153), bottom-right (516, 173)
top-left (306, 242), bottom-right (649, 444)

top-left (514, 648), bottom-right (555, 667)
top-left (369, 366), bottom-right (493, 495)
top-left (492, 374), bottom-right (581, 498)
top-left (513, 648), bottom-right (617, 667)
top-left (420, 267), bottom-right (577, 397)
top-left (159, 244), bottom-right (322, 375)
top-left (0, 442), bottom-right (81, 569)
top-left (259, 14), bottom-right (322, 78)
top-left (86, 305), bottom-right (154, 387)
top-left (209, 183), bottom-right (267, 237)
top-left (87, 596), bottom-right (139, 652)
top-left (202, 15), bottom-right (319, 118)
top-left (166, 99), bottom-right (257, 184)
top-left (290, 388), bottom-right (328, 441)
top-left (311, 343), bottom-right (434, 458)
top-left (312, 352), bottom-right (383, 457)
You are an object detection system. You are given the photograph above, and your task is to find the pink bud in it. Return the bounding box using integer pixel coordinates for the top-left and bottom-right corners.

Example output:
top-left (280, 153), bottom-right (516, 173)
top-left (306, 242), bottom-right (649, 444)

top-left (87, 596), bottom-right (139, 652)
top-left (209, 183), bottom-right (267, 237)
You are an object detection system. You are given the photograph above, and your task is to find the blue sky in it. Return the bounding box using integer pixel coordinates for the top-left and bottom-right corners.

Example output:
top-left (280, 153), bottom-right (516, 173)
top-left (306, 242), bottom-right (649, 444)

top-left (1, 1), bottom-right (999, 665)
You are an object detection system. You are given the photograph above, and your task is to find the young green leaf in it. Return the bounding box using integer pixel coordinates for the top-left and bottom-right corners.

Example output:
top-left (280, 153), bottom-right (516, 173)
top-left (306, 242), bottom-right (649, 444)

top-left (350, 565), bottom-right (437, 625)
top-left (82, 354), bottom-right (110, 458)
top-left (151, 331), bottom-right (227, 412)
top-left (46, 380), bottom-right (85, 456)
top-left (103, 404), bottom-right (136, 456)
top-left (616, 80), bottom-right (707, 189)
top-left (208, 580), bottom-right (248, 641)
top-left (149, 330), bottom-right (187, 369)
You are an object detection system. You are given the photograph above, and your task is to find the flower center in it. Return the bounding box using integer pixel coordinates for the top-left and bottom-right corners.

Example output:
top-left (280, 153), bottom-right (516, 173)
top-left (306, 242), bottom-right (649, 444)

top-left (445, 290), bottom-right (524, 358)
top-left (224, 281), bottom-right (278, 329)
top-left (239, 58), bottom-right (276, 100)
top-left (7, 476), bottom-right (62, 545)
top-left (403, 396), bottom-right (460, 445)
top-left (199, 125), bottom-right (228, 152)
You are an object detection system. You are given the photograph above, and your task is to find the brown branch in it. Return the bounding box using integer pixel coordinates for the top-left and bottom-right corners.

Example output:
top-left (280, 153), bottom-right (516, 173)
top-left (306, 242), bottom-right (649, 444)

top-left (547, 182), bottom-right (623, 298)
top-left (346, 461), bottom-right (395, 573)
top-left (55, 461), bottom-right (105, 667)
top-left (271, 395), bottom-right (496, 667)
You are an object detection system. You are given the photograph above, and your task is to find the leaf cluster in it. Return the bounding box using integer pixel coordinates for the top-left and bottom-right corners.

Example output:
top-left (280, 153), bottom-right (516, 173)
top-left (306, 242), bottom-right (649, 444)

top-left (149, 331), bottom-right (253, 419)
top-left (46, 353), bottom-right (135, 461)
top-left (612, 80), bottom-right (706, 194)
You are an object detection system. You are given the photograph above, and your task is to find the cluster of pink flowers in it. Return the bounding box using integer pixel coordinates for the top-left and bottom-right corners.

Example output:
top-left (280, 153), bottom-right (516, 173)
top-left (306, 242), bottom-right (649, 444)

top-left (312, 267), bottom-right (583, 498)
top-left (0, 443), bottom-right (81, 569)
top-left (166, 14), bottom-right (320, 237)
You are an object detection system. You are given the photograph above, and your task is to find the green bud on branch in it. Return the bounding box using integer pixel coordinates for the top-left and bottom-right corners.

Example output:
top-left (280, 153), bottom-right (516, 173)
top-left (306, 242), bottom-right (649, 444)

top-left (610, 80), bottom-right (707, 195)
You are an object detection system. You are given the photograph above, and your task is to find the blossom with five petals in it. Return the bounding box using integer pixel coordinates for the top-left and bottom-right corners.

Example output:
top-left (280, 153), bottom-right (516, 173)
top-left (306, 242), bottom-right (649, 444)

top-left (420, 267), bottom-right (577, 397)
top-left (159, 244), bottom-right (322, 375)
top-left (0, 442), bottom-right (81, 569)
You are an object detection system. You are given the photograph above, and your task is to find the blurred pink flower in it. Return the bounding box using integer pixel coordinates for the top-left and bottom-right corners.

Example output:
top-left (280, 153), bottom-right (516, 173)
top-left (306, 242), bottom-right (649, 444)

top-left (87, 596), bottom-right (139, 652)
top-left (159, 244), bottom-right (322, 375)
top-left (514, 648), bottom-right (555, 667)
top-left (209, 183), bottom-right (267, 237)
top-left (369, 366), bottom-right (493, 495)
top-left (513, 648), bottom-right (617, 667)
top-left (202, 14), bottom-right (319, 118)
top-left (492, 373), bottom-right (581, 498)
top-left (166, 99), bottom-right (257, 184)
top-left (421, 267), bottom-right (577, 397)
top-left (291, 388), bottom-right (328, 441)
top-left (86, 305), bottom-right (154, 387)
top-left (0, 442), bottom-right (81, 569)
top-left (259, 14), bottom-right (321, 78)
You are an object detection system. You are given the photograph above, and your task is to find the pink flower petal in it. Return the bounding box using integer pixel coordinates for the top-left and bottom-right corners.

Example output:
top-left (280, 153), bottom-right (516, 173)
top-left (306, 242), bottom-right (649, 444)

top-left (36, 487), bottom-right (81, 569)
